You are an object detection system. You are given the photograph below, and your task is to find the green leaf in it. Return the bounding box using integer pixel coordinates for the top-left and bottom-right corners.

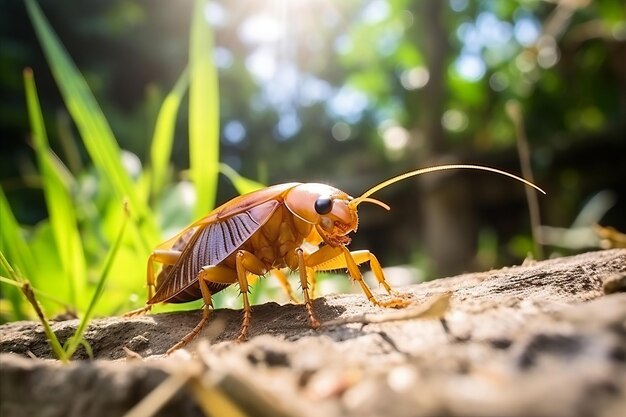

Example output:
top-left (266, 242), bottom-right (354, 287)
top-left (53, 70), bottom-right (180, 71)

top-left (0, 188), bottom-right (35, 282)
top-left (24, 68), bottom-right (86, 308)
top-left (150, 68), bottom-right (189, 200)
top-left (0, 256), bottom-right (27, 320)
top-left (24, 0), bottom-right (158, 245)
top-left (219, 163), bottom-right (265, 195)
top-left (64, 203), bottom-right (129, 360)
top-left (0, 189), bottom-right (37, 320)
top-left (189, 0), bottom-right (220, 219)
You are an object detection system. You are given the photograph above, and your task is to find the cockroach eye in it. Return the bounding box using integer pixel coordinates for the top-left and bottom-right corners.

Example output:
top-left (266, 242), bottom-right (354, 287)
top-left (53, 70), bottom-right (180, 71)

top-left (314, 196), bottom-right (333, 215)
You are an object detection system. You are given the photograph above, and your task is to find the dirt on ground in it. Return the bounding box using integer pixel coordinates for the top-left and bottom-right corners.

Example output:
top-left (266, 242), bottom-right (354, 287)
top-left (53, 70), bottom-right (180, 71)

top-left (1, 249), bottom-right (625, 417)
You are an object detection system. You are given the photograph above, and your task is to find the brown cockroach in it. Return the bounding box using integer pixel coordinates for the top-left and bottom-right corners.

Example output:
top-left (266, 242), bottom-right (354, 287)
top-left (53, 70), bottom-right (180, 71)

top-left (126, 165), bottom-right (545, 353)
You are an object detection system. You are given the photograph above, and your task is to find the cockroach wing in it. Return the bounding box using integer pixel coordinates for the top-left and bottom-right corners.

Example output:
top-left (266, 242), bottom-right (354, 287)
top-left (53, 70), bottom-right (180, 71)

top-left (149, 199), bottom-right (281, 304)
top-left (152, 183), bottom-right (300, 253)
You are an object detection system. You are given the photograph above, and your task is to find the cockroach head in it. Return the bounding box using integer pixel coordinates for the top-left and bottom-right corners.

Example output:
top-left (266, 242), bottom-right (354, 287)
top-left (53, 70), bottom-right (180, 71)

top-left (284, 183), bottom-right (359, 245)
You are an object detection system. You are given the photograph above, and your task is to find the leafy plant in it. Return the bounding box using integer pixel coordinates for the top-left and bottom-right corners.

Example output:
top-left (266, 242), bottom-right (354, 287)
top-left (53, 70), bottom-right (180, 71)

top-left (0, 0), bottom-right (232, 358)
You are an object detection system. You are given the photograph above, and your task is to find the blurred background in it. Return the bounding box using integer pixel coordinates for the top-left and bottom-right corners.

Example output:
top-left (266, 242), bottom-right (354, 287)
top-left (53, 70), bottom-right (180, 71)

top-left (1, 0), bottom-right (625, 321)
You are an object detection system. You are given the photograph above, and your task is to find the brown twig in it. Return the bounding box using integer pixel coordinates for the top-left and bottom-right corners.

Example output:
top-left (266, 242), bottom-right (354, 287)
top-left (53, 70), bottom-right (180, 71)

top-left (122, 371), bottom-right (196, 417)
top-left (196, 342), bottom-right (301, 417)
top-left (506, 100), bottom-right (544, 260)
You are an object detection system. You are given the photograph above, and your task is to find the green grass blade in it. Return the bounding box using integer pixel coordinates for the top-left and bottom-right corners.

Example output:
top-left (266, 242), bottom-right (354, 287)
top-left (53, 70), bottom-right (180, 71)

top-left (0, 189), bottom-right (35, 281)
top-left (24, 68), bottom-right (86, 307)
top-left (0, 253), bottom-right (27, 320)
top-left (0, 251), bottom-right (67, 361)
top-left (24, 0), bottom-right (158, 245)
top-left (219, 163), bottom-right (265, 195)
top-left (150, 68), bottom-right (189, 200)
top-left (64, 202), bottom-right (129, 359)
top-left (0, 276), bottom-right (73, 310)
top-left (0, 191), bottom-right (34, 320)
top-left (189, 0), bottom-right (220, 218)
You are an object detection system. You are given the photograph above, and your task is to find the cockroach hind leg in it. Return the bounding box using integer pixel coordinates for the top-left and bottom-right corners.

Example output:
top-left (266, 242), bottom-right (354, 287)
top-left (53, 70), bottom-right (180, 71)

top-left (166, 305), bottom-right (211, 355)
top-left (123, 304), bottom-right (153, 317)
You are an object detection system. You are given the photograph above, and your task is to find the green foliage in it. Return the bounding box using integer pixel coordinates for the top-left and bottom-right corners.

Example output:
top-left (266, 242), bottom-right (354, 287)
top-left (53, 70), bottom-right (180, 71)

top-left (24, 0), bottom-right (158, 247)
top-left (0, 202), bottom-right (128, 361)
top-left (24, 68), bottom-right (85, 308)
top-left (0, 0), bottom-right (238, 332)
top-left (150, 68), bottom-right (189, 200)
top-left (189, 0), bottom-right (220, 219)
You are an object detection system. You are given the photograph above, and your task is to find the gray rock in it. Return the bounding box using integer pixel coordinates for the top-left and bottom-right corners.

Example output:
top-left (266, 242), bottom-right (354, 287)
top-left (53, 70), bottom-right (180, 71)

top-left (1, 249), bottom-right (625, 417)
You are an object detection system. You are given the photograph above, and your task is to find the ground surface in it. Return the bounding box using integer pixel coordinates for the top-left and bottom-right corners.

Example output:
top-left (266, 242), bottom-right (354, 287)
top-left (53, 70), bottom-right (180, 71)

top-left (1, 249), bottom-right (625, 417)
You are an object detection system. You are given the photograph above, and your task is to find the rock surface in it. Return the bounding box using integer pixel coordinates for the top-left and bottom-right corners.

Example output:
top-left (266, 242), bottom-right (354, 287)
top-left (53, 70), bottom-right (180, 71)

top-left (1, 249), bottom-right (625, 417)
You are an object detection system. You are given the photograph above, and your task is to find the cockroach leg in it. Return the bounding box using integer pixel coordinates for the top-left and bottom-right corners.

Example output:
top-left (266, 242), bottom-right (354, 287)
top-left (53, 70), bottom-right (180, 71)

top-left (306, 245), bottom-right (410, 308)
top-left (123, 249), bottom-right (182, 317)
top-left (123, 304), bottom-right (153, 317)
top-left (349, 250), bottom-right (400, 296)
top-left (346, 250), bottom-right (410, 307)
top-left (166, 277), bottom-right (214, 354)
top-left (272, 269), bottom-right (299, 303)
top-left (297, 249), bottom-right (321, 329)
top-left (307, 266), bottom-right (317, 299)
top-left (339, 246), bottom-right (384, 306)
top-left (306, 245), bottom-right (381, 305)
top-left (235, 250), bottom-right (267, 342)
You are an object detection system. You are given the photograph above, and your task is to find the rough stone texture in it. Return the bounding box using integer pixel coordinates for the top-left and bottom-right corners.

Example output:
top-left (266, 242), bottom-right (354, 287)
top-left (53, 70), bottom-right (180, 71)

top-left (1, 249), bottom-right (625, 417)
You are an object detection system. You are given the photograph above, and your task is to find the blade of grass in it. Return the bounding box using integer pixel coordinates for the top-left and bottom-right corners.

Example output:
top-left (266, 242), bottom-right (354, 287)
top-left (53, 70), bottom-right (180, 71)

top-left (0, 252), bottom-right (67, 361)
top-left (64, 202), bottom-right (130, 359)
top-left (0, 254), bottom-right (22, 282)
top-left (219, 163), bottom-right (265, 195)
top-left (0, 276), bottom-right (74, 310)
top-left (0, 189), bottom-right (36, 279)
top-left (21, 281), bottom-right (68, 361)
top-left (189, 0), bottom-right (220, 218)
top-left (24, 0), bottom-right (158, 246)
top-left (150, 68), bottom-right (189, 200)
top-left (24, 68), bottom-right (86, 307)
top-left (0, 189), bottom-right (35, 319)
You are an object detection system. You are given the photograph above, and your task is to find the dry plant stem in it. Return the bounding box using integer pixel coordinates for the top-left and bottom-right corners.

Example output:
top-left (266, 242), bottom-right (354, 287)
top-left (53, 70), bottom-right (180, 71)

top-left (20, 282), bottom-right (67, 361)
top-left (507, 100), bottom-right (544, 260)
top-left (210, 372), bottom-right (300, 417)
top-left (122, 372), bottom-right (195, 417)
top-left (195, 342), bottom-right (300, 417)
top-left (321, 292), bottom-right (452, 327)
top-left (187, 379), bottom-right (248, 417)
top-left (543, 0), bottom-right (589, 40)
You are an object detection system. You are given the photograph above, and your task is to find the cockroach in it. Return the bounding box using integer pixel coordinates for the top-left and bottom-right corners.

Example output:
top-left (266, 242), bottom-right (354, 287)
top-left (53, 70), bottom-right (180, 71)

top-left (126, 165), bottom-right (545, 353)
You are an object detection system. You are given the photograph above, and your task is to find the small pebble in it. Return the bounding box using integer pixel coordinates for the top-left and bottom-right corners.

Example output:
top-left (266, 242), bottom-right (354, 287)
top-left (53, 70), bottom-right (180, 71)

top-left (387, 365), bottom-right (417, 393)
top-left (602, 273), bottom-right (626, 294)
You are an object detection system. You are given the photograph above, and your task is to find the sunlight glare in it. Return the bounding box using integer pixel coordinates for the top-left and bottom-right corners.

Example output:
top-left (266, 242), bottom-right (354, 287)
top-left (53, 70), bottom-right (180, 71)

top-left (239, 14), bottom-right (284, 44)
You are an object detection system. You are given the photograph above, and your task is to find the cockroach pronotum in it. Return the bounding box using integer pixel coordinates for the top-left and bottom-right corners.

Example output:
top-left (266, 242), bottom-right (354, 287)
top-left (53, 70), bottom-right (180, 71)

top-left (125, 165), bottom-right (545, 353)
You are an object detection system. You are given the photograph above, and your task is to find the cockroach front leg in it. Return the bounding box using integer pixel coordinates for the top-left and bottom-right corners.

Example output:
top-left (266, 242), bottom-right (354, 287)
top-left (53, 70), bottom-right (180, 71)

top-left (348, 250), bottom-right (399, 296)
top-left (339, 247), bottom-right (410, 308)
top-left (306, 245), bottom-right (410, 308)
top-left (124, 249), bottom-right (181, 317)
top-left (296, 249), bottom-right (321, 329)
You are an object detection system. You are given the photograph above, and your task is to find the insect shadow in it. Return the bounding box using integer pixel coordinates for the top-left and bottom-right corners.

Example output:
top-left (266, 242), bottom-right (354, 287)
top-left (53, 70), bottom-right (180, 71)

top-left (146, 297), bottom-right (348, 353)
